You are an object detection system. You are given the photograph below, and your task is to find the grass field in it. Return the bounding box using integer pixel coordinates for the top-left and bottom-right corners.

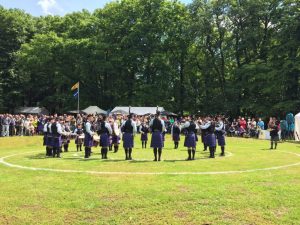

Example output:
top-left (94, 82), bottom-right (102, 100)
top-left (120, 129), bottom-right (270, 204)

top-left (0, 135), bottom-right (300, 225)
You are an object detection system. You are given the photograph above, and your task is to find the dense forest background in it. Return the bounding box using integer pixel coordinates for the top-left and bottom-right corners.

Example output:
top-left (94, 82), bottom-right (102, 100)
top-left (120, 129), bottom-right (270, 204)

top-left (0, 0), bottom-right (299, 116)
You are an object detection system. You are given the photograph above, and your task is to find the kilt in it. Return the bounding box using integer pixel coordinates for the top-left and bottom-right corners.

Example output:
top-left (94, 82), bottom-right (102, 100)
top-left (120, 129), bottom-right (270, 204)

top-left (100, 133), bottom-right (110, 147)
top-left (184, 132), bottom-right (196, 148)
top-left (46, 135), bottom-right (53, 147)
top-left (216, 133), bottom-right (226, 146)
top-left (84, 133), bottom-right (93, 147)
top-left (52, 135), bottom-right (62, 148)
top-left (206, 133), bottom-right (216, 147)
top-left (62, 135), bottom-right (70, 145)
top-left (172, 133), bottom-right (180, 142)
top-left (75, 137), bottom-right (84, 145)
top-left (123, 132), bottom-right (134, 148)
top-left (150, 131), bottom-right (163, 148)
top-left (111, 135), bottom-right (120, 144)
top-left (271, 135), bottom-right (279, 142)
top-left (141, 133), bottom-right (148, 141)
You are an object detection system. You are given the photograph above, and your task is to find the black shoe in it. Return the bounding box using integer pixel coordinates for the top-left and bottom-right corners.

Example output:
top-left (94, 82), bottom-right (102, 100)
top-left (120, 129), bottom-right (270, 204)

top-left (153, 158), bottom-right (157, 161)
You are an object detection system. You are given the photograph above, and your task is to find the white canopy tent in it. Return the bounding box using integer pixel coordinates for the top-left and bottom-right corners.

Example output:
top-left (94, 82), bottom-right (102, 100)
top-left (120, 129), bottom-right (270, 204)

top-left (294, 112), bottom-right (300, 141)
top-left (110, 106), bottom-right (165, 115)
top-left (82, 106), bottom-right (107, 115)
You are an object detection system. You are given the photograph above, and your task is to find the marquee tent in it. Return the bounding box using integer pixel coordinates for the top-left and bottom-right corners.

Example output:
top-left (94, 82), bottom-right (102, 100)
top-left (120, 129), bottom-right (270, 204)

top-left (110, 106), bottom-right (165, 115)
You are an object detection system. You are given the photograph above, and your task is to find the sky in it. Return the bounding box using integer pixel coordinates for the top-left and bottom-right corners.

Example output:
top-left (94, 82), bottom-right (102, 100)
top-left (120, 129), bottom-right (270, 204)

top-left (0, 0), bottom-right (192, 16)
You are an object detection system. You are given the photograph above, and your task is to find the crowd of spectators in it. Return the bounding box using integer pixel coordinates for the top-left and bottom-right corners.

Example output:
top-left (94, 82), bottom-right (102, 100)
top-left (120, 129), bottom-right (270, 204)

top-left (0, 113), bottom-right (295, 140)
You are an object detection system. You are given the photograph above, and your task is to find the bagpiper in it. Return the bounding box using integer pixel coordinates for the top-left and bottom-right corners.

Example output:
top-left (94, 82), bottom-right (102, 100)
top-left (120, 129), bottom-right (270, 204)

top-left (215, 116), bottom-right (226, 156)
top-left (149, 110), bottom-right (165, 161)
top-left (120, 113), bottom-right (137, 160)
top-left (97, 115), bottom-right (113, 159)
top-left (200, 117), bottom-right (216, 158)
top-left (182, 116), bottom-right (199, 160)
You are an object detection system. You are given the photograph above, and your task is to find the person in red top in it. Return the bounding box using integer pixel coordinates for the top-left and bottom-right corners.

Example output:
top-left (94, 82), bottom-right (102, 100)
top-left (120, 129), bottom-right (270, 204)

top-left (239, 117), bottom-right (247, 130)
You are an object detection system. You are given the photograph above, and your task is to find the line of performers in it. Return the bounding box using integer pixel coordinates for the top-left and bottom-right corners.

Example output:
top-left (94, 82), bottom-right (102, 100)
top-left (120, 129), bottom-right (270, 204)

top-left (42, 111), bottom-right (226, 161)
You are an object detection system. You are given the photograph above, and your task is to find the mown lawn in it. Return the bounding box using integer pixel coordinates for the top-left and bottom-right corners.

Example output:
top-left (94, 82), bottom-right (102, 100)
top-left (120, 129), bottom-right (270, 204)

top-left (0, 135), bottom-right (299, 225)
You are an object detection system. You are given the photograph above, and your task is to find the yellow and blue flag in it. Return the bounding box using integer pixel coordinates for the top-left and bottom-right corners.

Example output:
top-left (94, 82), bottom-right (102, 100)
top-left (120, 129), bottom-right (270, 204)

top-left (71, 82), bottom-right (79, 91)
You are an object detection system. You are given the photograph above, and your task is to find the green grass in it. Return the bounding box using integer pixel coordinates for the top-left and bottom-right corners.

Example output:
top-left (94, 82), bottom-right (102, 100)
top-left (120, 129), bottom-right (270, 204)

top-left (0, 135), bottom-right (300, 225)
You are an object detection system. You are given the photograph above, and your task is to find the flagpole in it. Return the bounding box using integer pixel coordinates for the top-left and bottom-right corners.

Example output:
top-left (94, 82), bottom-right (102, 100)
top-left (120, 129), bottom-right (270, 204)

top-left (77, 82), bottom-right (80, 113)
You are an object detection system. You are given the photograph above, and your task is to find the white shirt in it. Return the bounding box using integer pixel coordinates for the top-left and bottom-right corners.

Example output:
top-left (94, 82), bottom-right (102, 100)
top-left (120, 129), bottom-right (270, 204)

top-left (181, 121), bottom-right (199, 130)
top-left (200, 121), bottom-right (211, 130)
top-left (85, 121), bottom-right (94, 136)
top-left (215, 121), bottom-right (224, 131)
top-left (104, 122), bottom-right (113, 135)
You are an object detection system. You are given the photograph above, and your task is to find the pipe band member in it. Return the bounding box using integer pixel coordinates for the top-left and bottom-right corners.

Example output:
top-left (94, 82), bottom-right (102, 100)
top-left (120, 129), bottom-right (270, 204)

top-left (140, 121), bottom-right (149, 149)
top-left (215, 116), bottom-right (226, 156)
top-left (171, 121), bottom-right (181, 149)
top-left (51, 117), bottom-right (63, 158)
top-left (149, 111), bottom-right (165, 161)
top-left (74, 124), bottom-right (84, 152)
top-left (182, 116), bottom-right (199, 160)
top-left (270, 120), bottom-right (279, 150)
top-left (84, 114), bottom-right (95, 159)
top-left (97, 115), bottom-right (113, 159)
top-left (121, 114), bottom-right (137, 160)
top-left (200, 118), bottom-right (216, 158)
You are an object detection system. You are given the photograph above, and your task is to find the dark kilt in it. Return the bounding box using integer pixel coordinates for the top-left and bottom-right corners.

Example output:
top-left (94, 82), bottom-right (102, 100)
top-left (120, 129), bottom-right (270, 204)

top-left (46, 135), bottom-right (53, 147)
top-left (150, 131), bottom-right (163, 148)
top-left (206, 133), bottom-right (216, 147)
top-left (52, 135), bottom-right (62, 148)
top-left (62, 135), bottom-right (70, 145)
top-left (84, 133), bottom-right (93, 147)
top-left (201, 133), bottom-right (207, 144)
top-left (216, 131), bottom-right (226, 146)
top-left (184, 132), bottom-right (196, 148)
top-left (271, 134), bottom-right (279, 142)
top-left (75, 136), bottom-right (84, 145)
top-left (141, 133), bottom-right (148, 141)
top-left (123, 132), bottom-right (134, 148)
top-left (111, 135), bottom-right (120, 144)
top-left (100, 133), bottom-right (110, 147)
top-left (172, 133), bottom-right (180, 142)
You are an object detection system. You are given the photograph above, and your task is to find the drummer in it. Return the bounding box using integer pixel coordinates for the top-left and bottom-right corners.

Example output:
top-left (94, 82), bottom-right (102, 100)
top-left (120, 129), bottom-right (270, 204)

top-left (74, 124), bottom-right (84, 152)
top-left (111, 117), bottom-right (121, 153)
top-left (83, 114), bottom-right (95, 159)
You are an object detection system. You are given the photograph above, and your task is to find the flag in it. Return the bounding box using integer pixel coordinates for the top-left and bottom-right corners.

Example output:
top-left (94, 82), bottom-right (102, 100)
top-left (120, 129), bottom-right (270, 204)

top-left (73, 91), bottom-right (79, 97)
top-left (71, 82), bottom-right (79, 91)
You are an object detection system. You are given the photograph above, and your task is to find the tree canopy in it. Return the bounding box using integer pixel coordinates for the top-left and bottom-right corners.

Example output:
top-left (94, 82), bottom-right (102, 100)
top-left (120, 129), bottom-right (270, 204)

top-left (0, 0), bottom-right (299, 116)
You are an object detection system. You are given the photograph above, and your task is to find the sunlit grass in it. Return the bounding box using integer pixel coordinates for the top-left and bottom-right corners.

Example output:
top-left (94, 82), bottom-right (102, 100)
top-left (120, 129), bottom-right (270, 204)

top-left (0, 135), bottom-right (299, 225)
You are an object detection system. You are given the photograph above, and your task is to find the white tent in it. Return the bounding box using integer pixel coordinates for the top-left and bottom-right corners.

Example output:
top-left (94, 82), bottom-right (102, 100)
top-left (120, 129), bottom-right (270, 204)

top-left (110, 106), bottom-right (165, 115)
top-left (294, 113), bottom-right (300, 141)
top-left (82, 106), bottom-right (107, 115)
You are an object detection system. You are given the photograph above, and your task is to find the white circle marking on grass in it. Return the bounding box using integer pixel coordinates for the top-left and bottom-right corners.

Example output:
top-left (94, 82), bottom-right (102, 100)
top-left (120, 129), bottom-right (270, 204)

top-left (0, 150), bottom-right (299, 175)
